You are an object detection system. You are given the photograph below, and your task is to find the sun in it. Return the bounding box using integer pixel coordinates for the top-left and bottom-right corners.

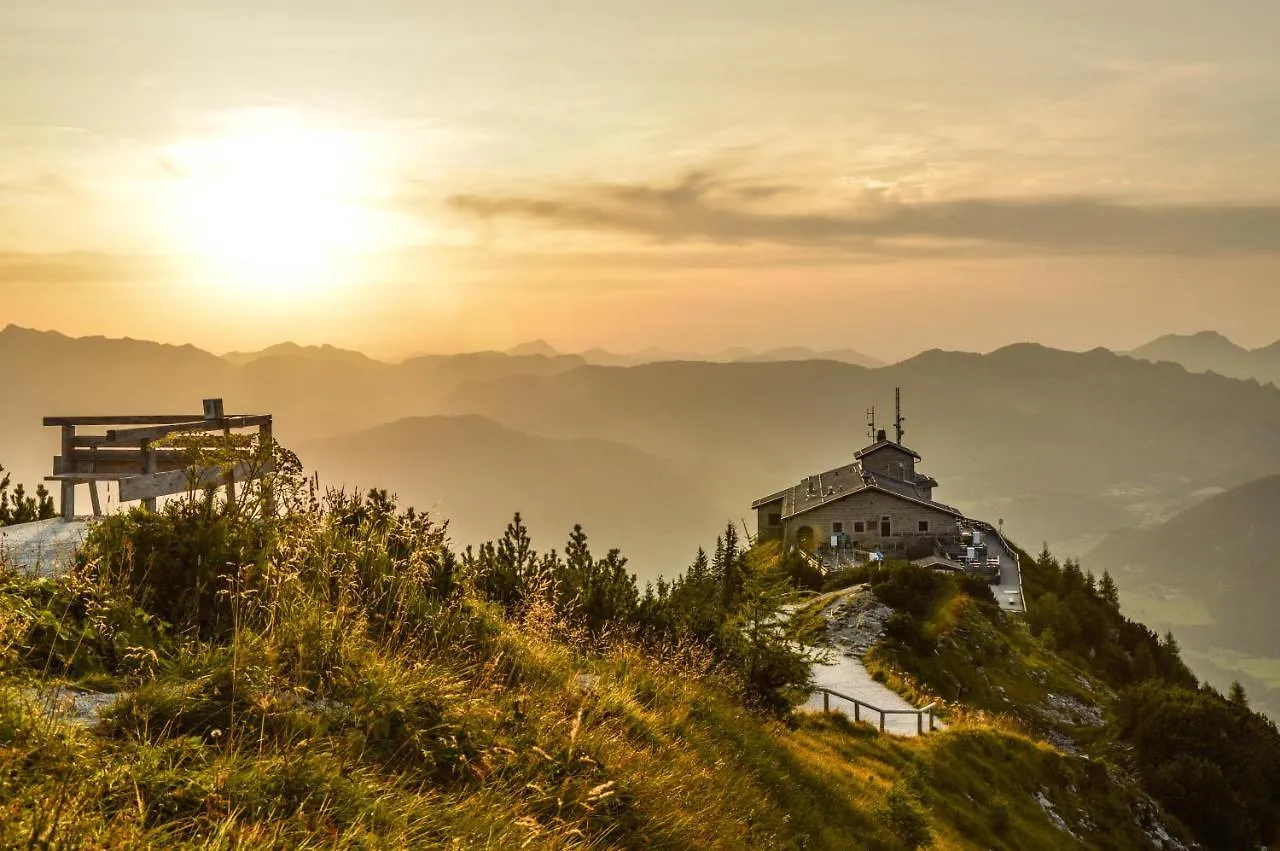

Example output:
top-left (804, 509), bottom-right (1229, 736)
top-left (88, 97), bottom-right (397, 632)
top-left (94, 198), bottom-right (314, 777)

top-left (164, 110), bottom-right (380, 299)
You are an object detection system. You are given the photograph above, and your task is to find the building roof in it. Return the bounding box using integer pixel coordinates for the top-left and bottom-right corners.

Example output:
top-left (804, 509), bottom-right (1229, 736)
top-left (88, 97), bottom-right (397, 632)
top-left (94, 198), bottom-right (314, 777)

top-left (781, 483), bottom-right (965, 522)
top-left (750, 489), bottom-right (788, 510)
top-left (854, 439), bottom-right (922, 461)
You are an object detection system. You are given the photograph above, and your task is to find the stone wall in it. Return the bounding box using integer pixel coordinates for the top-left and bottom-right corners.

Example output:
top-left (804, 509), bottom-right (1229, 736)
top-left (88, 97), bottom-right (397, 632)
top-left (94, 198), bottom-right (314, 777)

top-left (783, 489), bottom-right (959, 552)
top-left (859, 445), bottom-right (917, 479)
top-left (756, 501), bottom-right (784, 541)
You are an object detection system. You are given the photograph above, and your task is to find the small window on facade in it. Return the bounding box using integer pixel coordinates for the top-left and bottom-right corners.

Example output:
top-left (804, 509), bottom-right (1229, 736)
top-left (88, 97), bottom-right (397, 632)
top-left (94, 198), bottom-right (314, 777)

top-left (853, 521), bottom-right (865, 533)
top-left (918, 520), bottom-right (930, 533)
top-left (767, 513), bottom-right (781, 526)
top-left (832, 522), bottom-right (844, 533)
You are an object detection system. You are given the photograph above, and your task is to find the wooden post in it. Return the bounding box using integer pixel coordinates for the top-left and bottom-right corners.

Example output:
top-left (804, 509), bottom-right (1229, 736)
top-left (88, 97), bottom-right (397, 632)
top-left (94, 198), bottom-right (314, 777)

top-left (879, 711), bottom-right (886, 732)
top-left (89, 481), bottom-right (102, 517)
top-left (929, 708), bottom-right (935, 732)
top-left (222, 420), bottom-right (236, 510)
top-left (259, 419), bottom-right (274, 516)
top-left (141, 439), bottom-right (157, 512)
top-left (60, 425), bottom-right (75, 519)
top-left (823, 691), bottom-right (829, 713)
top-left (854, 703), bottom-right (861, 723)
top-left (917, 712), bottom-right (924, 735)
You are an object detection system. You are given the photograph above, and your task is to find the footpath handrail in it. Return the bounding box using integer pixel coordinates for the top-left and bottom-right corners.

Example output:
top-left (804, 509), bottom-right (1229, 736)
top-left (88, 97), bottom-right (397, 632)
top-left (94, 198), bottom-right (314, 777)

top-left (813, 686), bottom-right (938, 734)
top-left (989, 524), bottom-right (1027, 613)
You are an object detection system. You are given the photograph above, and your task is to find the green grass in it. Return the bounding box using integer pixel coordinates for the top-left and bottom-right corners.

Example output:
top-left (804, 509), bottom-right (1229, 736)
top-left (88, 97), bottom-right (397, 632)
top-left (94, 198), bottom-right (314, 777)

top-left (0, 498), bottom-right (1189, 849)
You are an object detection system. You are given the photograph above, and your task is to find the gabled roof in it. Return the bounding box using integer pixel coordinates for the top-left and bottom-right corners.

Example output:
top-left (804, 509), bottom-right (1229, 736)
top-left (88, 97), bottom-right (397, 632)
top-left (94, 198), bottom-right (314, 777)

top-left (854, 439), bottom-right (921, 461)
top-left (781, 482), bottom-right (964, 522)
top-left (751, 489), bottom-right (788, 509)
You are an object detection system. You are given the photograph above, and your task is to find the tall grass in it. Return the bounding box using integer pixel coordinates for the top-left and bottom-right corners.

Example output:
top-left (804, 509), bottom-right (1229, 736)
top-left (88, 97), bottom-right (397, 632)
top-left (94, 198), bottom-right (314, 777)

top-left (0, 484), bottom-right (1184, 849)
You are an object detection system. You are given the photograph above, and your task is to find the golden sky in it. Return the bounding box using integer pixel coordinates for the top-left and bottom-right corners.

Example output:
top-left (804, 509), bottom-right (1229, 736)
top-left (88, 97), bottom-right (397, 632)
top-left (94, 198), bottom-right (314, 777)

top-left (2, 0), bottom-right (1279, 359)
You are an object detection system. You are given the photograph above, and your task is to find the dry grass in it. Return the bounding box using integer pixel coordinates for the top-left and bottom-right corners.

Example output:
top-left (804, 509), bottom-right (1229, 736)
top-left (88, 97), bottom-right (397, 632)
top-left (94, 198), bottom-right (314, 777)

top-left (0, 494), bottom-right (1176, 849)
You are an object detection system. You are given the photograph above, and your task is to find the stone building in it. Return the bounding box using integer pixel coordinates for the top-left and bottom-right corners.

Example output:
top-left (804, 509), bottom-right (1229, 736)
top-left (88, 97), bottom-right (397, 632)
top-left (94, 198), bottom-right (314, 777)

top-left (751, 429), bottom-right (964, 560)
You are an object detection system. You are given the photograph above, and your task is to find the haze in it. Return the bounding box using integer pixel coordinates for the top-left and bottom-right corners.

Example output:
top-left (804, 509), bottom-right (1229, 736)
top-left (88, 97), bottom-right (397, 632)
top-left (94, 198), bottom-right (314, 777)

top-left (2, 0), bottom-right (1279, 360)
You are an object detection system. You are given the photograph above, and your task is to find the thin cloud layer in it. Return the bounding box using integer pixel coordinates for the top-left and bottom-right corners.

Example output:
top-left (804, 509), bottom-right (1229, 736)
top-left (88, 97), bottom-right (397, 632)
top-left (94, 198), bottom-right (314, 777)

top-left (449, 171), bottom-right (1280, 257)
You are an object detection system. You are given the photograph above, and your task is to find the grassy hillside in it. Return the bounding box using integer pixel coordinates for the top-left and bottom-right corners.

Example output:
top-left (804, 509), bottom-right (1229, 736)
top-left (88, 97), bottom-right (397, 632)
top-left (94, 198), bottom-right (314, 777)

top-left (0, 474), bottom-right (1215, 849)
top-left (799, 544), bottom-right (1280, 850)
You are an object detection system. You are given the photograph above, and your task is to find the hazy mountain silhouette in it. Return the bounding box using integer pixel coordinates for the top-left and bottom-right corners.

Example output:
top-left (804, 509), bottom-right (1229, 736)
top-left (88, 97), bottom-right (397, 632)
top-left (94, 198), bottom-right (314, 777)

top-left (735, 346), bottom-right (885, 367)
top-left (0, 326), bottom-right (584, 492)
top-left (222, 342), bottom-right (379, 367)
top-left (1127, 331), bottom-right (1280, 385)
top-left (573, 343), bottom-right (883, 368)
top-left (441, 344), bottom-right (1280, 554)
top-left (301, 414), bottom-right (729, 575)
top-left (1088, 474), bottom-right (1280, 717)
top-left (7, 325), bottom-right (1280, 583)
top-left (505, 339), bottom-right (561, 358)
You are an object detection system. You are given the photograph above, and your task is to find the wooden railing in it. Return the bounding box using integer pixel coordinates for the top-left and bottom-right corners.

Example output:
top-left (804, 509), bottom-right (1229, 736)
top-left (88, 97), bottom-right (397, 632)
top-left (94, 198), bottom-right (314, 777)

top-left (813, 686), bottom-right (938, 735)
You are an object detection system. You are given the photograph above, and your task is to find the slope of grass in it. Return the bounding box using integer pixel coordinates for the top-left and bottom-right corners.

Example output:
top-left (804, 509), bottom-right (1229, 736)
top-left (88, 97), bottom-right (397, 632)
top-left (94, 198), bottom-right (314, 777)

top-left (0, 498), bottom-right (1181, 849)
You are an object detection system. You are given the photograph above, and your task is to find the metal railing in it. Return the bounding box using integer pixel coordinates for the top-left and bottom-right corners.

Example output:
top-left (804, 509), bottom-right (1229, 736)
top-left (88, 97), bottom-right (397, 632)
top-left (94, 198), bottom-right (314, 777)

top-left (813, 686), bottom-right (938, 734)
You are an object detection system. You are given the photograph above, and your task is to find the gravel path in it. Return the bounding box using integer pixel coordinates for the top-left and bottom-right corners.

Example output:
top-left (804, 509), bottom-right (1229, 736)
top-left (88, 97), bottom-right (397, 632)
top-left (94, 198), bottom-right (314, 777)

top-left (800, 586), bottom-right (941, 736)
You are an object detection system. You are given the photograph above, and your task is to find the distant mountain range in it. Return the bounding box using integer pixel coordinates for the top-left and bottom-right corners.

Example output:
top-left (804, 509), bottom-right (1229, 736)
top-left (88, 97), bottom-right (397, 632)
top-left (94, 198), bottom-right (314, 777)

top-left (5, 324), bottom-right (1280, 582)
top-left (440, 343), bottom-right (1280, 553)
top-left (1087, 474), bottom-right (1280, 718)
top-left (505, 339), bottom-right (886, 368)
top-left (300, 415), bottom-right (728, 573)
top-left (1126, 331), bottom-right (1280, 385)
top-left (221, 342), bottom-right (378, 367)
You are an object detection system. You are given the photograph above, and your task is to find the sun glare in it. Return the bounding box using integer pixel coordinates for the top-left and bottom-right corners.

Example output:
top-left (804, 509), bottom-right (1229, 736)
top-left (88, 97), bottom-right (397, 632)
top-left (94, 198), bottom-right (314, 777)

top-left (164, 110), bottom-right (381, 299)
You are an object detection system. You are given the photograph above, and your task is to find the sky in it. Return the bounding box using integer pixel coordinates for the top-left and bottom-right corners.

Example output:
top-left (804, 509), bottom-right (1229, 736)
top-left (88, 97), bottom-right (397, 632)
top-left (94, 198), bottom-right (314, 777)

top-left (1, 0), bottom-right (1279, 360)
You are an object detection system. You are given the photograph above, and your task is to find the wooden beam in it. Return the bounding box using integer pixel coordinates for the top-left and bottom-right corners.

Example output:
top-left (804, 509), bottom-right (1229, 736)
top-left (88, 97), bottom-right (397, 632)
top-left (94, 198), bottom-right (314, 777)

top-left (44, 415), bottom-right (206, 427)
top-left (260, 420), bottom-right (275, 516)
top-left (60, 425), bottom-right (75, 519)
top-left (119, 461), bottom-right (256, 503)
top-left (54, 453), bottom-right (191, 477)
top-left (104, 415), bottom-right (271, 445)
top-left (141, 441), bottom-right (157, 511)
top-left (46, 473), bottom-right (125, 482)
top-left (89, 481), bottom-right (102, 517)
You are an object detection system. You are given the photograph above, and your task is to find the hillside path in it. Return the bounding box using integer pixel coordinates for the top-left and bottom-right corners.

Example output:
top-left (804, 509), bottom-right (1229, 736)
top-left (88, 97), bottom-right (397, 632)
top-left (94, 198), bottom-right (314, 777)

top-left (795, 586), bottom-right (942, 736)
top-left (803, 655), bottom-right (936, 736)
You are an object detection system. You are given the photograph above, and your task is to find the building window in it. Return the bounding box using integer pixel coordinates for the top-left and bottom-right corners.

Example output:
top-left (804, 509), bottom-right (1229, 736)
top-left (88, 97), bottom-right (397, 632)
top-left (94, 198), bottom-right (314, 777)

top-left (832, 522), bottom-right (844, 534)
top-left (767, 513), bottom-right (781, 526)
top-left (853, 521), bottom-right (865, 534)
top-left (918, 520), bottom-right (930, 533)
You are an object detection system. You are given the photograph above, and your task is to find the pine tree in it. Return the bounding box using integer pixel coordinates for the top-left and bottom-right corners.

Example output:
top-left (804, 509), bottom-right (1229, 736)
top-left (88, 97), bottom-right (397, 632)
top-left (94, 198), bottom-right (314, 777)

top-left (1229, 681), bottom-right (1250, 707)
top-left (719, 522), bottom-right (746, 608)
top-left (719, 544), bottom-right (814, 709)
top-left (471, 513), bottom-right (539, 608)
top-left (1099, 571), bottom-right (1121, 609)
top-left (0, 464), bottom-right (56, 527)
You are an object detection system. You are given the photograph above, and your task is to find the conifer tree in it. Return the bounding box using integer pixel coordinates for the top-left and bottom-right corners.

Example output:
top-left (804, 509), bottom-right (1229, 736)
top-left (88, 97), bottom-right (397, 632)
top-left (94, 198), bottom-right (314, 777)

top-left (719, 543), bottom-right (814, 709)
top-left (1098, 571), bottom-right (1121, 609)
top-left (0, 464), bottom-right (56, 527)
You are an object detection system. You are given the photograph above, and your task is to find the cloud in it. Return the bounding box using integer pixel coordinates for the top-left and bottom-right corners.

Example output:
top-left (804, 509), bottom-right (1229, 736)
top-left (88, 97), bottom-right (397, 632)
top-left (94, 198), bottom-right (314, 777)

top-left (447, 171), bottom-right (1280, 257)
top-left (0, 252), bottom-right (173, 286)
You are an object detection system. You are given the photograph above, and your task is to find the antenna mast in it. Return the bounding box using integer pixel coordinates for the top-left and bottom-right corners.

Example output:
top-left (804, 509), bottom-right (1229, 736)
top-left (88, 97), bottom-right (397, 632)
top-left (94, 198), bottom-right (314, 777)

top-left (866, 405), bottom-right (877, 443)
top-left (894, 387), bottom-right (906, 444)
